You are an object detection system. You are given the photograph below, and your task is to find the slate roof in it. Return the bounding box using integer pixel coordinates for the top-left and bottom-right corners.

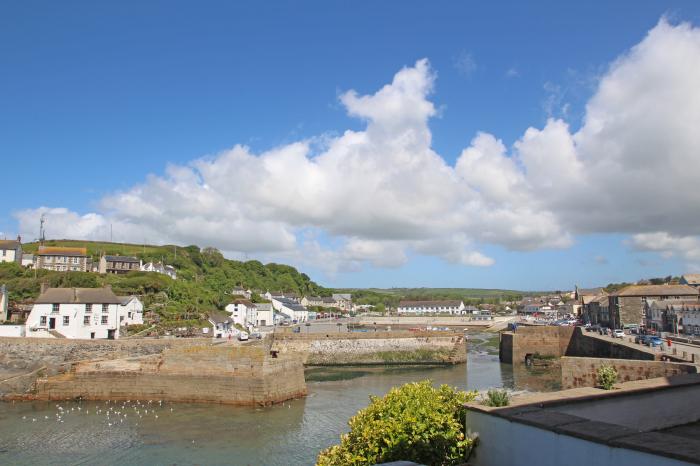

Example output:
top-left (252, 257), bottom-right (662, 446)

top-left (116, 295), bottom-right (139, 306)
top-left (681, 274), bottom-right (700, 285)
top-left (208, 310), bottom-right (233, 324)
top-left (35, 287), bottom-right (121, 304)
top-left (612, 284), bottom-right (699, 297)
top-left (0, 240), bottom-right (21, 250)
top-left (105, 255), bottom-right (139, 263)
top-left (37, 246), bottom-right (87, 257)
top-left (398, 300), bottom-right (463, 308)
top-left (231, 299), bottom-right (256, 307)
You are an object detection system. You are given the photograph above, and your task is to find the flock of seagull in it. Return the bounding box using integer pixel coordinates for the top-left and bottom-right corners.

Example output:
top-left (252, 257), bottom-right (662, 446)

top-left (20, 399), bottom-right (174, 427)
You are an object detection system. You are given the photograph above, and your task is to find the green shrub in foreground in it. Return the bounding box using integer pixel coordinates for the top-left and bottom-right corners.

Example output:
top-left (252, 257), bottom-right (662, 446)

top-left (316, 380), bottom-right (478, 466)
top-left (597, 365), bottom-right (618, 390)
top-left (482, 389), bottom-right (510, 407)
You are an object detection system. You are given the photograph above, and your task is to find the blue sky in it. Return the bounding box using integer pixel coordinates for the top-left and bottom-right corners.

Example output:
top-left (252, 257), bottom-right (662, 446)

top-left (2, 1), bottom-right (700, 290)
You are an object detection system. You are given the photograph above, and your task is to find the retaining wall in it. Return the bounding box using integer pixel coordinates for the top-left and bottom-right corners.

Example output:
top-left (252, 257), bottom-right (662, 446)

top-left (23, 345), bottom-right (306, 406)
top-left (272, 333), bottom-right (466, 365)
top-left (560, 356), bottom-right (697, 389)
top-left (500, 327), bottom-right (656, 365)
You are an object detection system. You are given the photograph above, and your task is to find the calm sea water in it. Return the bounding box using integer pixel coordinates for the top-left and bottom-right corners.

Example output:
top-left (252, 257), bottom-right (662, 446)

top-left (0, 334), bottom-right (546, 466)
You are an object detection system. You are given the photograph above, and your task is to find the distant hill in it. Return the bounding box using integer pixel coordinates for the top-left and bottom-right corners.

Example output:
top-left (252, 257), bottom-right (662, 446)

top-left (3, 240), bottom-right (541, 328)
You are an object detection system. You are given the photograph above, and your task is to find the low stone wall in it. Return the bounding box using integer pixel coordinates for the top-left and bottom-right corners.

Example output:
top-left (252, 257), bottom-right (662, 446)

top-left (499, 327), bottom-right (657, 365)
top-left (560, 356), bottom-right (698, 389)
top-left (0, 336), bottom-right (215, 374)
top-left (272, 333), bottom-right (466, 365)
top-left (20, 345), bottom-right (306, 406)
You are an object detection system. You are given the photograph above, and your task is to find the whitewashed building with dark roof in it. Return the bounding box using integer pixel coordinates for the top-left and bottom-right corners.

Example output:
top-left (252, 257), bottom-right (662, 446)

top-left (397, 300), bottom-right (466, 315)
top-left (26, 286), bottom-right (122, 339)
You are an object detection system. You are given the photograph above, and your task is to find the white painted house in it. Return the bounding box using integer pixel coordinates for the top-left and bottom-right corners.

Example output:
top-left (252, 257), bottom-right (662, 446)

top-left (0, 238), bottom-right (22, 264)
top-left (140, 261), bottom-right (177, 280)
top-left (225, 299), bottom-right (258, 329)
top-left (397, 300), bottom-right (466, 315)
top-left (270, 297), bottom-right (309, 322)
top-left (254, 302), bottom-right (274, 327)
top-left (117, 295), bottom-right (144, 326)
top-left (25, 286), bottom-right (122, 339)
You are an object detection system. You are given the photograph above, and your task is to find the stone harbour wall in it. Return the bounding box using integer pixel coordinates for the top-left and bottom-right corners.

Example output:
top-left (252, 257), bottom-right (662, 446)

top-left (272, 333), bottom-right (466, 365)
top-left (22, 345), bottom-right (306, 406)
top-left (560, 356), bottom-right (698, 389)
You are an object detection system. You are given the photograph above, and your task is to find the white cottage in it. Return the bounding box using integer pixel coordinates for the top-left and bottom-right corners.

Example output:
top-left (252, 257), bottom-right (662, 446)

top-left (225, 299), bottom-right (258, 328)
top-left (254, 302), bottom-right (274, 327)
top-left (26, 286), bottom-right (122, 339)
top-left (397, 300), bottom-right (466, 315)
top-left (117, 295), bottom-right (144, 326)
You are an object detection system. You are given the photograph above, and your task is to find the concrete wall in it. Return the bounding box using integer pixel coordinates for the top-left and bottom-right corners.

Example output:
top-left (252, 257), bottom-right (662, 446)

top-left (0, 326), bottom-right (25, 337)
top-left (560, 357), bottom-right (698, 389)
top-left (24, 345), bottom-right (306, 406)
top-left (272, 333), bottom-right (466, 365)
top-left (465, 409), bottom-right (691, 466)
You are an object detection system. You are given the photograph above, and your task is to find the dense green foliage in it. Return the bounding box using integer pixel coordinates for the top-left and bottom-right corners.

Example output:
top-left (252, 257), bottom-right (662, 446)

top-left (482, 389), bottom-right (510, 407)
top-left (596, 365), bottom-right (618, 390)
top-left (4, 241), bottom-right (325, 327)
top-left (316, 380), bottom-right (477, 466)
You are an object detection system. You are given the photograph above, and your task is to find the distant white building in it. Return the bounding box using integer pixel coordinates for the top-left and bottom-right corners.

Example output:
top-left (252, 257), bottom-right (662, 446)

top-left (208, 311), bottom-right (236, 339)
top-left (231, 286), bottom-right (252, 299)
top-left (21, 253), bottom-right (34, 268)
top-left (397, 300), bottom-right (466, 315)
top-left (117, 295), bottom-right (144, 326)
top-left (25, 286), bottom-right (122, 339)
top-left (254, 302), bottom-right (274, 327)
top-left (271, 297), bottom-right (309, 322)
top-left (140, 261), bottom-right (177, 280)
top-left (225, 299), bottom-right (258, 329)
top-left (0, 238), bottom-right (22, 264)
top-left (332, 293), bottom-right (352, 311)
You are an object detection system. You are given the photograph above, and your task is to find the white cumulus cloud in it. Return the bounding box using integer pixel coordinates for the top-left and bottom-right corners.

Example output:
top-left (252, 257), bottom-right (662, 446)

top-left (15, 18), bottom-right (700, 274)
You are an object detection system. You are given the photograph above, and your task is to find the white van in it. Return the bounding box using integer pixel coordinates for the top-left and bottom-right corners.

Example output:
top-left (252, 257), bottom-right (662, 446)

top-left (238, 332), bottom-right (249, 341)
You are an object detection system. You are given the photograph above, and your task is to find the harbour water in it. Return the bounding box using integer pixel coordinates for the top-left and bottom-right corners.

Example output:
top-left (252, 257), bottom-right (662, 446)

top-left (0, 334), bottom-right (549, 465)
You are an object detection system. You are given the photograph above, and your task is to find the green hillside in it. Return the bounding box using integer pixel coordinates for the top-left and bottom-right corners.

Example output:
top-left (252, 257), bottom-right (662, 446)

top-left (3, 240), bottom-right (325, 329)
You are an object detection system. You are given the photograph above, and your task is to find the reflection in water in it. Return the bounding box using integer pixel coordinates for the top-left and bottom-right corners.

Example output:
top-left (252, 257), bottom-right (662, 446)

top-left (0, 332), bottom-right (560, 465)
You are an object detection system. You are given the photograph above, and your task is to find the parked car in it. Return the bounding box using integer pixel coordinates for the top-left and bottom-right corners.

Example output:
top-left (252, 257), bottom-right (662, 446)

top-left (613, 329), bottom-right (625, 339)
top-left (238, 332), bottom-right (249, 341)
top-left (648, 336), bottom-right (663, 347)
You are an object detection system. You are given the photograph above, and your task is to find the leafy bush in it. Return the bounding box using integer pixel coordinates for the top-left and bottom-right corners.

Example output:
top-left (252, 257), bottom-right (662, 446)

top-left (482, 389), bottom-right (509, 407)
top-left (316, 380), bottom-right (477, 466)
top-left (596, 365), bottom-right (618, 390)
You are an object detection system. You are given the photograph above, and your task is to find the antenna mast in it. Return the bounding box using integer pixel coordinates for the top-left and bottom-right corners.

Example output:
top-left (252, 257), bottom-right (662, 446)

top-left (39, 214), bottom-right (46, 245)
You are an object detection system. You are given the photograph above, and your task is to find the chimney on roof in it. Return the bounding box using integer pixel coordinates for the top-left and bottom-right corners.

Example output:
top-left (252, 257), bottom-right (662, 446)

top-left (17, 235), bottom-right (21, 243)
top-left (73, 288), bottom-right (78, 302)
top-left (40, 282), bottom-right (48, 294)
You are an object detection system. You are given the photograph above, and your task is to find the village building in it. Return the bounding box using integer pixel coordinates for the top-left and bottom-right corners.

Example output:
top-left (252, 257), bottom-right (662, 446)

top-left (140, 261), bottom-right (177, 280)
top-left (231, 286), bottom-right (252, 299)
top-left (0, 237), bottom-right (22, 264)
top-left (397, 300), bottom-right (466, 315)
top-left (35, 246), bottom-right (89, 272)
top-left (680, 274), bottom-right (700, 288)
top-left (21, 253), bottom-right (34, 268)
top-left (0, 284), bottom-right (8, 322)
top-left (25, 285), bottom-right (122, 339)
top-left (225, 299), bottom-right (258, 328)
top-left (99, 255), bottom-right (141, 274)
top-left (608, 284), bottom-right (700, 329)
top-left (208, 310), bottom-right (235, 339)
top-left (117, 295), bottom-right (144, 326)
top-left (645, 299), bottom-right (700, 335)
top-left (270, 296), bottom-right (309, 322)
top-left (254, 302), bottom-right (274, 327)
top-left (301, 296), bottom-right (324, 307)
top-left (331, 293), bottom-right (352, 311)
